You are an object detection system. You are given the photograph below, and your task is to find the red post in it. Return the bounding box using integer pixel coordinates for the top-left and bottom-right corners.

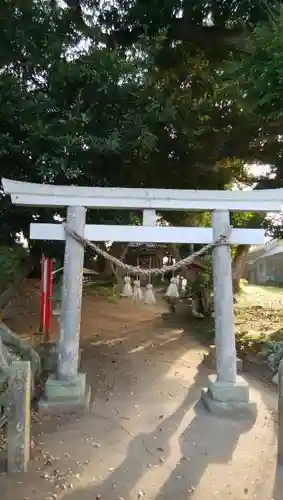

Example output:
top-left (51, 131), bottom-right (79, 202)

top-left (45, 258), bottom-right (53, 340)
top-left (40, 256), bottom-right (53, 340)
top-left (39, 255), bottom-right (45, 333)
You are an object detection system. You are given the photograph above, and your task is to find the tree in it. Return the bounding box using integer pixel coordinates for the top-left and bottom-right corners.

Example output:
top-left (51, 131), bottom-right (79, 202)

top-left (0, 0), bottom-right (276, 286)
top-left (0, 2), bottom-right (249, 246)
top-left (220, 6), bottom-right (283, 239)
top-left (62, 0), bottom-right (276, 48)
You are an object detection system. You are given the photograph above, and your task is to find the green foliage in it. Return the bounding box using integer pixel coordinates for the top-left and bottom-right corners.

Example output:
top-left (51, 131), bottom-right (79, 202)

top-left (261, 339), bottom-right (283, 372)
top-left (0, 245), bottom-right (28, 294)
top-left (0, 0), bottom-right (280, 252)
top-left (222, 7), bottom-right (283, 120)
top-left (185, 256), bottom-right (213, 297)
top-left (67, 0), bottom-right (277, 51)
top-left (218, 6), bottom-right (283, 235)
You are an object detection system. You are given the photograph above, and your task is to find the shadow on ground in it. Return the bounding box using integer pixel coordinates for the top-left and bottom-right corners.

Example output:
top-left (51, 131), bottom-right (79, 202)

top-left (61, 362), bottom-right (256, 500)
top-left (0, 292), bottom-right (276, 500)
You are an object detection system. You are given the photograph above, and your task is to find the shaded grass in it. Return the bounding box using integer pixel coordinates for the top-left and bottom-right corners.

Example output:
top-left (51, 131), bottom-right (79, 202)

top-left (190, 285), bottom-right (283, 359)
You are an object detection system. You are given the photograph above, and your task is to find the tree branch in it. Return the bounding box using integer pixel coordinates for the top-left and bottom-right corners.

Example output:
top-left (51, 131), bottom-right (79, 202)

top-left (108, 20), bottom-right (246, 48)
top-left (62, 1), bottom-right (247, 47)
top-left (63, 0), bottom-right (103, 40)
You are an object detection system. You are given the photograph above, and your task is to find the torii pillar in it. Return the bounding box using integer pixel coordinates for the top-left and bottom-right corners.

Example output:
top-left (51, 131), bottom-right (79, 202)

top-left (201, 210), bottom-right (257, 416)
top-left (38, 206), bottom-right (90, 413)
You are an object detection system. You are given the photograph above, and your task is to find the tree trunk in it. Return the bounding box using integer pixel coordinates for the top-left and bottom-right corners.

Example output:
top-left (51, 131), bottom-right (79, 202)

top-left (106, 243), bottom-right (129, 293)
top-left (169, 244), bottom-right (191, 280)
top-left (95, 242), bottom-right (129, 278)
top-left (231, 244), bottom-right (250, 294)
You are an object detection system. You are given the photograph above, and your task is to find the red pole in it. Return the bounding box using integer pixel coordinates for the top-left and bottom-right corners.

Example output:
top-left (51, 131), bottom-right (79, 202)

top-left (44, 258), bottom-right (53, 340)
top-left (42, 256), bottom-right (48, 338)
top-left (39, 255), bottom-right (45, 333)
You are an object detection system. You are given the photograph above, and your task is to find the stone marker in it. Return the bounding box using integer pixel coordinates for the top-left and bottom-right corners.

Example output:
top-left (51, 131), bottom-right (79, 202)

top-left (7, 361), bottom-right (31, 473)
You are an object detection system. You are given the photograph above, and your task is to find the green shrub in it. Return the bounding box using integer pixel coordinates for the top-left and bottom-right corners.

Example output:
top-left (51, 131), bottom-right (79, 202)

top-left (0, 245), bottom-right (28, 294)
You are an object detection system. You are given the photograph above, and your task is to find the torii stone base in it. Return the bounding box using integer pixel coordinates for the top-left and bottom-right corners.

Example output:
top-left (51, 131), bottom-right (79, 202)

top-left (201, 375), bottom-right (257, 418)
top-left (38, 373), bottom-right (91, 415)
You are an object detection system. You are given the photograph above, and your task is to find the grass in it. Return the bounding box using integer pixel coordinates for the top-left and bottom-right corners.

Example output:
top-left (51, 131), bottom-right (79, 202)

top-left (234, 306), bottom-right (283, 356)
top-left (191, 284), bottom-right (283, 359)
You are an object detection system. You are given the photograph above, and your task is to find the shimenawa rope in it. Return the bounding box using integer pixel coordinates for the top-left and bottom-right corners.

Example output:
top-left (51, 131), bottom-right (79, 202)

top-left (64, 225), bottom-right (231, 277)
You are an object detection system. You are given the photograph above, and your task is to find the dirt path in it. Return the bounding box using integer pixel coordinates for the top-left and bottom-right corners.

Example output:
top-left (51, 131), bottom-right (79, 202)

top-left (0, 280), bottom-right (281, 500)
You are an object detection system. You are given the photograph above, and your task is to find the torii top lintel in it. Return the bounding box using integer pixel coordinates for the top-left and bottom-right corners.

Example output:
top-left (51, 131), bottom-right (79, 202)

top-left (2, 178), bottom-right (283, 212)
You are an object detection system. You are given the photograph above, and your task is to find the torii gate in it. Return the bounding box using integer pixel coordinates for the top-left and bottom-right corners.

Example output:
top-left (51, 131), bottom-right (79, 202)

top-left (2, 178), bottom-right (283, 416)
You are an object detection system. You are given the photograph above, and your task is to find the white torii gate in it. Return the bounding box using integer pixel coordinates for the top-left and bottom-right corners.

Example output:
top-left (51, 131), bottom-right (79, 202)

top-left (3, 178), bottom-right (283, 416)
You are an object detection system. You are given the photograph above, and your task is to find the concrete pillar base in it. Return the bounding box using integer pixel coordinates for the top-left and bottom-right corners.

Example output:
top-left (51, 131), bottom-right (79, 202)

top-left (38, 373), bottom-right (91, 415)
top-left (201, 375), bottom-right (257, 418)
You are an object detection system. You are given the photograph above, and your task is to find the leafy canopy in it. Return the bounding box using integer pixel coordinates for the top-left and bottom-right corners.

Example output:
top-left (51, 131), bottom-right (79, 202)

top-left (0, 0), bottom-right (280, 250)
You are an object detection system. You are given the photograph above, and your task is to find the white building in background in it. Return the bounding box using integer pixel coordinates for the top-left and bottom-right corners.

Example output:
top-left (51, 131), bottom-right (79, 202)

top-left (246, 240), bottom-right (283, 285)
